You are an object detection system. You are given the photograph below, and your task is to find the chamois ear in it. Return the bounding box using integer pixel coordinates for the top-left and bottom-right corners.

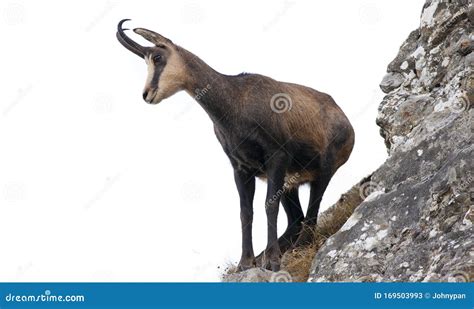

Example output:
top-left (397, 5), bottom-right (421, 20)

top-left (133, 28), bottom-right (173, 48)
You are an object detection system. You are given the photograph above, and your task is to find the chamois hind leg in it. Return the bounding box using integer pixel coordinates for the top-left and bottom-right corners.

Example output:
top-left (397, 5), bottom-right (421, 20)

top-left (279, 188), bottom-right (305, 251)
top-left (293, 168), bottom-right (333, 248)
top-left (255, 187), bottom-right (304, 266)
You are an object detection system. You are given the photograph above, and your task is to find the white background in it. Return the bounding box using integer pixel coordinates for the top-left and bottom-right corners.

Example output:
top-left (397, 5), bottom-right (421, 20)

top-left (0, 0), bottom-right (424, 281)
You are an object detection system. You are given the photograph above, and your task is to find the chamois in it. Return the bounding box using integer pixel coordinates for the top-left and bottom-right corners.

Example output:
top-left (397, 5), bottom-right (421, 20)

top-left (117, 19), bottom-right (354, 271)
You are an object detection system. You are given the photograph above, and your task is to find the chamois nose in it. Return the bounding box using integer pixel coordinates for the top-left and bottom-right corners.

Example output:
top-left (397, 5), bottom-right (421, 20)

top-left (142, 91), bottom-right (148, 101)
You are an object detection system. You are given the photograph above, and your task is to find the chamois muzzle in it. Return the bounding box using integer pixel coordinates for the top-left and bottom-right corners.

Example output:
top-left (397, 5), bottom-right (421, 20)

top-left (116, 19), bottom-right (148, 58)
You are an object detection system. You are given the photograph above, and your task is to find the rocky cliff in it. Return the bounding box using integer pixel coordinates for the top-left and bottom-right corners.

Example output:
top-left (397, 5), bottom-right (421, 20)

top-left (308, 0), bottom-right (473, 282)
top-left (224, 0), bottom-right (473, 283)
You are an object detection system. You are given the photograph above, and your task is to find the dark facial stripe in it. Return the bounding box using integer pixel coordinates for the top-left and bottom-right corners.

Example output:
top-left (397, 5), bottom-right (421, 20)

top-left (151, 59), bottom-right (167, 88)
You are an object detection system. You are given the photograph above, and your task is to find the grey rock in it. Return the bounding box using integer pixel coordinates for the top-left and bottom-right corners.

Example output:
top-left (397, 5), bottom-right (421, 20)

top-left (380, 72), bottom-right (405, 93)
top-left (387, 29), bottom-right (420, 73)
top-left (308, 0), bottom-right (473, 283)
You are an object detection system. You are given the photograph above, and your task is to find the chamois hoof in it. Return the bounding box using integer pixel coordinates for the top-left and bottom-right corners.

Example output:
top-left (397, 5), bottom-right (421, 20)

top-left (261, 258), bottom-right (281, 272)
top-left (261, 250), bottom-right (281, 272)
top-left (237, 258), bottom-right (256, 271)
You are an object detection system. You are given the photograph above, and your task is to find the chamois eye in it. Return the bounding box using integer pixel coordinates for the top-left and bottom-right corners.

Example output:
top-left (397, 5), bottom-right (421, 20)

top-left (153, 54), bottom-right (162, 64)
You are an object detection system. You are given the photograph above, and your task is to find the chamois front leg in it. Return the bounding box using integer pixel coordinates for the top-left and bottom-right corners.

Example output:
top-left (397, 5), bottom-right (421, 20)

top-left (255, 188), bottom-right (304, 266)
top-left (262, 151), bottom-right (289, 272)
top-left (234, 169), bottom-right (256, 271)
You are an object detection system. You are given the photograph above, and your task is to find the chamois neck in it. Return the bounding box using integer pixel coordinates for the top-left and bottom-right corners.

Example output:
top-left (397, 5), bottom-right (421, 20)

top-left (179, 48), bottom-right (235, 123)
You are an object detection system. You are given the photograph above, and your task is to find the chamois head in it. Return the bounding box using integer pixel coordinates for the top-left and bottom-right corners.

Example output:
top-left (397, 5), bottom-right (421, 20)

top-left (117, 19), bottom-right (188, 104)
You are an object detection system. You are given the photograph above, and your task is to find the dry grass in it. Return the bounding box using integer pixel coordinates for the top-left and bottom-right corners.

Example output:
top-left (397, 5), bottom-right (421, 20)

top-left (222, 261), bottom-right (239, 276)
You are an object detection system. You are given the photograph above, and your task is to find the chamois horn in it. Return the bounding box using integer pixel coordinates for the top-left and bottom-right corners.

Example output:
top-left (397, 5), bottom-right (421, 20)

top-left (116, 19), bottom-right (147, 58)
